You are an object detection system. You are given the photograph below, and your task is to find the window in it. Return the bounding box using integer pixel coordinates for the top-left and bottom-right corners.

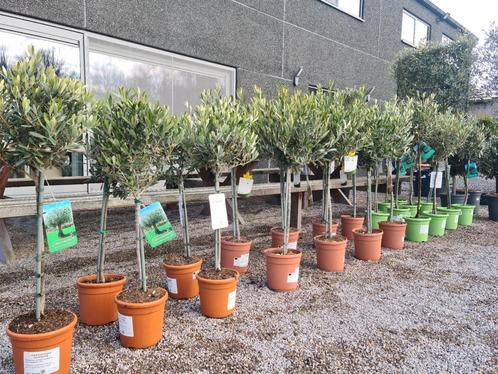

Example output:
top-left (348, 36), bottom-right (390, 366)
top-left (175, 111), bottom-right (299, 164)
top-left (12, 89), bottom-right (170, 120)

top-left (401, 10), bottom-right (430, 47)
top-left (320, 0), bottom-right (364, 19)
top-left (441, 34), bottom-right (453, 44)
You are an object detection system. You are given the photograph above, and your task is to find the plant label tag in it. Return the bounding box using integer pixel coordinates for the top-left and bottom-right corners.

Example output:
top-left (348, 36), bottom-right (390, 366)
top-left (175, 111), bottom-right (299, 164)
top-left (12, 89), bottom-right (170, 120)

top-left (209, 193), bottom-right (229, 230)
top-left (140, 202), bottom-right (176, 248)
top-left (287, 241), bottom-right (297, 250)
top-left (429, 172), bottom-right (443, 188)
top-left (166, 277), bottom-right (178, 294)
top-left (238, 177), bottom-right (254, 196)
top-left (287, 267), bottom-right (299, 283)
top-left (192, 271), bottom-right (199, 279)
top-left (24, 347), bottom-right (59, 374)
top-left (233, 253), bottom-right (249, 267)
top-left (227, 290), bottom-right (236, 310)
top-left (118, 313), bottom-right (134, 337)
top-left (420, 225), bottom-right (429, 234)
top-left (343, 155), bottom-right (358, 173)
top-left (42, 200), bottom-right (78, 253)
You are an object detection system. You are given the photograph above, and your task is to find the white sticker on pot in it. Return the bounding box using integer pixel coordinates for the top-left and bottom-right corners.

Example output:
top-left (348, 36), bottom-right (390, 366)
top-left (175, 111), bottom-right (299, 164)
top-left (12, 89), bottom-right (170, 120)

top-left (287, 241), bottom-right (297, 250)
top-left (429, 172), bottom-right (443, 188)
top-left (208, 193), bottom-right (229, 230)
top-left (420, 225), bottom-right (429, 234)
top-left (118, 313), bottom-right (134, 337)
top-left (166, 277), bottom-right (178, 294)
top-left (343, 155), bottom-right (358, 173)
top-left (287, 267), bottom-right (300, 283)
top-left (238, 177), bottom-right (254, 195)
top-left (24, 347), bottom-right (59, 374)
top-left (227, 290), bottom-right (236, 310)
top-left (192, 271), bottom-right (199, 279)
top-left (234, 253), bottom-right (249, 267)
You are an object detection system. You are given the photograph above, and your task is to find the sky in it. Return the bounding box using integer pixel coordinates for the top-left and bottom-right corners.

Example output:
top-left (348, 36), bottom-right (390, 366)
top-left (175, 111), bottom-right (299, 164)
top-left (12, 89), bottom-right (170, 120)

top-left (431, 0), bottom-right (498, 44)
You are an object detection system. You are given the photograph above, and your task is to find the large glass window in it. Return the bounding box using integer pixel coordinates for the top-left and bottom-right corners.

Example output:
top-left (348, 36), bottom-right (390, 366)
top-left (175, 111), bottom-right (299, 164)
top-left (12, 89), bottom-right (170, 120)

top-left (401, 10), bottom-right (430, 47)
top-left (320, 0), bottom-right (364, 19)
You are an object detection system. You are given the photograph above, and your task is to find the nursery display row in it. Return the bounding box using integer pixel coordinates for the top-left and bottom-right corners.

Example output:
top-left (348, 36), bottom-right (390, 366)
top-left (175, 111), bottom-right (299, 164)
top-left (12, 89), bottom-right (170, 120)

top-left (0, 48), bottom-right (496, 374)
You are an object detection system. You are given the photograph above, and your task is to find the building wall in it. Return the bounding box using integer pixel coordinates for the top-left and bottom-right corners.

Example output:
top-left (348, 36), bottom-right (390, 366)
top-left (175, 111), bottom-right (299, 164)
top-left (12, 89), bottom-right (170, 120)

top-left (472, 98), bottom-right (498, 118)
top-left (0, 0), bottom-right (462, 100)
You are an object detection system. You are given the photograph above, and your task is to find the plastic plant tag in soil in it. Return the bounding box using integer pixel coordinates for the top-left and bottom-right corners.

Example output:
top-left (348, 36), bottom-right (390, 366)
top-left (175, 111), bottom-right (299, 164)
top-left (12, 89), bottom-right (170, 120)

top-left (208, 193), bottom-right (229, 230)
top-left (139, 202), bottom-right (176, 248)
top-left (42, 200), bottom-right (78, 253)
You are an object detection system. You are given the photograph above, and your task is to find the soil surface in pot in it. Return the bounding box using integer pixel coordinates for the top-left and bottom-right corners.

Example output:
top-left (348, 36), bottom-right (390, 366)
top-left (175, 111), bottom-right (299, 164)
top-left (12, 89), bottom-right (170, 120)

top-left (163, 253), bottom-right (201, 266)
top-left (198, 269), bottom-right (237, 280)
top-left (268, 249), bottom-right (301, 256)
top-left (222, 236), bottom-right (251, 243)
top-left (272, 228), bottom-right (299, 233)
top-left (117, 287), bottom-right (166, 303)
top-left (316, 235), bottom-right (346, 242)
top-left (83, 275), bottom-right (124, 284)
top-left (9, 309), bottom-right (74, 334)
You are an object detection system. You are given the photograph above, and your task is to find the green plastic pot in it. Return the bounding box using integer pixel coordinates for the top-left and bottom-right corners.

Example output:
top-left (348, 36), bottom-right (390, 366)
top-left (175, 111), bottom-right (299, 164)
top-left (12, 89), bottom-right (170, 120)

top-left (437, 207), bottom-right (460, 230)
top-left (371, 211), bottom-right (390, 229)
top-left (451, 204), bottom-right (475, 226)
top-left (418, 202), bottom-right (433, 215)
top-left (405, 217), bottom-right (431, 242)
top-left (422, 212), bottom-right (448, 237)
top-left (393, 207), bottom-right (411, 219)
top-left (397, 200), bottom-right (408, 206)
top-left (403, 204), bottom-right (418, 217)
top-left (377, 202), bottom-right (391, 213)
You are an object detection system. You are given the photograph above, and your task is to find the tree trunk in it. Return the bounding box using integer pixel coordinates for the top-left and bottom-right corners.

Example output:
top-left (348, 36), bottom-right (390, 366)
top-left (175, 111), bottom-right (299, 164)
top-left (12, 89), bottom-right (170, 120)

top-left (352, 173), bottom-right (357, 218)
top-left (135, 200), bottom-right (147, 292)
top-left (366, 169), bottom-right (372, 234)
top-left (0, 219), bottom-right (14, 264)
top-left (324, 162), bottom-right (332, 239)
top-left (395, 159), bottom-right (401, 209)
top-left (432, 163), bottom-right (439, 214)
top-left (178, 174), bottom-right (191, 258)
top-left (408, 167), bottom-right (414, 205)
top-left (445, 159), bottom-right (452, 209)
top-left (0, 163), bottom-right (11, 199)
top-left (283, 167), bottom-right (291, 254)
top-left (416, 148), bottom-right (423, 218)
top-left (214, 172), bottom-right (222, 271)
top-left (35, 171), bottom-right (45, 321)
top-left (463, 161), bottom-right (469, 205)
top-left (388, 161), bottom-right (395, 222)
top-left (96, 181), bottom-right (110, 283)
top-left (231, 168), bottom-right (240, 240)
top-left (374, 165), bottom-right (379, 212)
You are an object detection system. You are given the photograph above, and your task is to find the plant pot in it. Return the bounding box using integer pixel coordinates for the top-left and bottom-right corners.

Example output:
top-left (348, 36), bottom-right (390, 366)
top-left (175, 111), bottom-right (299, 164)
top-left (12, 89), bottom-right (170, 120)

top-left (466, 191), bottom-right (482, 214)
top-left (377, 202), bottom-right (391, 213)
top-left (77, 274), bottom-right (127, 325)
top-left (402, 204), bottom-right (418, 217)
top-left (393, 207), bottom-right (411, 219)
top-left (397, 200), bottom-right (408, 206)
top-left (488, 193), bottom-right (498, 221)
top-left (270, 227), bottom-right (300, 249)
top-left (437, 207), bottom-right (460, 230)
top-left (340, 215), bottom-right (364, 240)
top-left (264, 248), bottom-right (302, 292)
top-left (352, 229), bottom-right (383, 261)
top-left (422, 212), bottom-right (448, 237)
top-left (162, 257), bottom-right (202, 299)
top-left (405, 217), bottom-right (431, 242)
top-left (115, 288), bottom-right (168, 349)
top-left (440, 194), bottom-right (466, 207)
top-left (314, 235), bottom-right (347, 272)
top-left (379, 221), bottom-right (406, 249)
top-left (220, 237), bottom-right (252, 273)
top-left (418, 202), bottom-right (433, 215)
top-left (7, 311), bottom-right (77, 374)
top-left (451, 204), bottom-right (475, 226)
top-left (197, 269), bottom-right (239, 318)
top-left (371, 211), bottom-right (389, 230)
top-left (312, 221), bottom-right (338, 238)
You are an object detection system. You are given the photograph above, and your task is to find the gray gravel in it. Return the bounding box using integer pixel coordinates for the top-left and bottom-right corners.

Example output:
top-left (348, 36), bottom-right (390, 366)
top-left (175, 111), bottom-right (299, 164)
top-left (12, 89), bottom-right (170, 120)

top-left (0, 191), bottom-right (497, 373)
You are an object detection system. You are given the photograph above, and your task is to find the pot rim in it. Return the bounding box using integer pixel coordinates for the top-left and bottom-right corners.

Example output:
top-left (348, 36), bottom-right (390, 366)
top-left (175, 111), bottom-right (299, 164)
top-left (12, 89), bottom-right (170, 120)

top-left (77, 273), bottom-right (127, 289)
top-left (422, 212), bottom-right (449, 218)
top-left (405, 217), bottom-right (432, 223)
top-left (372, 211), bottom-right (390, 216)
top-left (162, 257), bottom-right (203, 270)
top-left (340, 214), bottom-right (365, 221)
top-left (314, 234), bottom-right (347, 243)
top-left (6, 311), bottom-right (77, 341)
top-left (352, 228), bottom-right (383, 237)
top-left (220, 236), bottom-right (252, 245)
top-left (312, 220), bottom-right (339, 226)
top-left (270, 227), bottom-right (300, 234)
top-left (196, 268), bottom-right (240, 284)
top-left (115, 287), bottom-right (168, 309)
top-left (263, 247), bottom-right (302, 258)
top-left (378, 220), bottom-right (407, 227)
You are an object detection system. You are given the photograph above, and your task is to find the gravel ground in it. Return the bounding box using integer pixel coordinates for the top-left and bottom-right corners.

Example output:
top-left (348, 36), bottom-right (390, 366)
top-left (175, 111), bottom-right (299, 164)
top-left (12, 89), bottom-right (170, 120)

top-left (0, 191), bottom-right (497, 373)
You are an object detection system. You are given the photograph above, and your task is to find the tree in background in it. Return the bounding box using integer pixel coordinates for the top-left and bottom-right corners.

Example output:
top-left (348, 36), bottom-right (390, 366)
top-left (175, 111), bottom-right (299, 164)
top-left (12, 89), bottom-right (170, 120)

top-left (478, 23), bottom-right (498, 96)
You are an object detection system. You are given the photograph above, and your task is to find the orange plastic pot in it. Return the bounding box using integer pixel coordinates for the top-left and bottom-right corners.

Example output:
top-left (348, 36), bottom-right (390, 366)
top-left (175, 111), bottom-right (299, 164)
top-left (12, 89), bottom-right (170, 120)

top-left (270, 227), bottom-right (300, 248)
top-left (77, 274), bottom-right (127, 325)
top-left (341, 215), bottom-right (364, 240)
top-left (162, 258), bottom-right (202, 299)
top-left (197, 270), bottom-right (239, 318)
top-left (352, 229), bottom-right (383, 261)
top-left (378, 221), bottom-right (407, 250)
top-left (264, 248), bottom-right (302, 292)
top-left (6, 311), bottom-right (77, 374)
top-left (314, 235), bottom-right (348, 272)
top-left (115, 288), bottom-right (168, 349)
top-left (220, 237), bottom-right (252, 273)
top-left (312, 221), bottom-right (338, 238)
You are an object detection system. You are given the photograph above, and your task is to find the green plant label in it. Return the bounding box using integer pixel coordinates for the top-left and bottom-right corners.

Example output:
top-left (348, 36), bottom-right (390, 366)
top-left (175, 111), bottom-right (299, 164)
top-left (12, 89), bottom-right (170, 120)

top-left (140, 202), bottom-right (176, 248)
top-left (465, 161), bottom-right (478, 179)
top-left (42, 200), bottom-right (78, 253)
top-left (414, 142), bottom-right (435, 161)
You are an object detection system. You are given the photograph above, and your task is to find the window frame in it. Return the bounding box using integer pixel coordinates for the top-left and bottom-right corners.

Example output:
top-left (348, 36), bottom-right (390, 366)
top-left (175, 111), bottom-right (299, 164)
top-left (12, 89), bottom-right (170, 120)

top-left (441, 33), bottom-right (453, 44)
top-left (401, 9), bottom-right (431, 48)
top-left (319, 0), bottom-right (365, 22)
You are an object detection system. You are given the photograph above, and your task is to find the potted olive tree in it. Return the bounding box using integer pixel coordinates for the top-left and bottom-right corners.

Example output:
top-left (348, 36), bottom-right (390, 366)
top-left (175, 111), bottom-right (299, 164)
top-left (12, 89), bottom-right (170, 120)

top-left (253, 86), bottom-right (328, 291)
top-left (161, 113), bottom-right (203, 299)
top-left (95, 88), bottom-right (179, 349)
top-left (1, 48), bottom-right (93, 373)
top-left (188, 88), bottom-right (258, 318)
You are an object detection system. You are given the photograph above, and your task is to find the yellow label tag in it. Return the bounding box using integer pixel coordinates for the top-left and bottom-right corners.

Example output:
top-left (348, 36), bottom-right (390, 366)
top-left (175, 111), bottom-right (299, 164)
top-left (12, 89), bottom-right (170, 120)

top-left (346, 151), bottom-right (356, 157)
top-left (243, 171), bottom-right (253, 180)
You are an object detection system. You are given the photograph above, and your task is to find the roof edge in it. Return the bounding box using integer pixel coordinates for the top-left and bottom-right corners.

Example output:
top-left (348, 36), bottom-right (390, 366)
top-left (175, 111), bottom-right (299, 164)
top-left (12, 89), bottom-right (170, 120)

top-left (415, 0), bottom-right (474, 37)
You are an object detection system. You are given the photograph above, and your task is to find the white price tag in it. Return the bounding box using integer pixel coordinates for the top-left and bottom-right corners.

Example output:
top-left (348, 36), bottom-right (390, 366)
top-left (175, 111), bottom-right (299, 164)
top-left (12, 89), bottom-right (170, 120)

top-left (166, 277), bottom-right (178, 294)
top-left (208, 193), bottom-right (229, 230)
top-left (420, 225), bottom-right (429, 234)
top-left (233, 253), bottom-right (249, 267)
top-left (343, 155), bottom-right (358, 173)
top-left (287, 241), bottom-right (297, 250)
top-left (227, 290), bottom-right (236, 310)
top-left (429, 172), bottom-right (443, 188)
top-left (24, 347), bottom-right (60, 374)
top-left (287, 267), bottom-right (300, 283)
top-left (237, 177), bottom-right (254, 195)
top-left (118, 313), bottom-right (134, 337)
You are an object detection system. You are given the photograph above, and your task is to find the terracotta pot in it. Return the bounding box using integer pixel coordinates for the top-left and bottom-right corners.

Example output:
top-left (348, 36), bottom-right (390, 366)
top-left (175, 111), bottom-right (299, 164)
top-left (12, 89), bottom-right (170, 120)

top-left (270, 227), bottom-right (300, 248)
top-left (197, 270), bottom-right (239, 318)
top-left (311, 221), bottom-right (338, 238)
top-left (77, 274), bottom-right (127, 325)
top-left (220, 237), bottom-right (252, 273)
top-left (115, 288), bottom-right (168, 349)
top-left (162, 258), bottom-right (202, 299)
top-left (314, 235), bottom-right (347, 272)
top-left (264, 248), bottom-right (302, 292)
top-left (6, 311), bottom-right (77, 374)
top-left (352, 229), bottom-right (383, 261)
top-left (378, 221), bottom-right (406, 250)
top-left (340, 215), bottom-right (364, 240)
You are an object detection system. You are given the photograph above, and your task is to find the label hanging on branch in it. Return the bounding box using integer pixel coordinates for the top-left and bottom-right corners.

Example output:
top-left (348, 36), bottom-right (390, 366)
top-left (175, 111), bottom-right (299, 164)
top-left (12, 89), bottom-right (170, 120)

top-left (238, 172), bottom-right (254, 196)
top-left (43, 200), bottom-right (78, 253)
top-left (343, 153), bottom-right (358, 173)
top-left (429, 172), bottom-right (443, 189)
top-left (209, 193), bottom-right (229, 230)
top-left (465, 161), bottom-right (478, 179)
top-left (140, 202), bottom-right (176, 248)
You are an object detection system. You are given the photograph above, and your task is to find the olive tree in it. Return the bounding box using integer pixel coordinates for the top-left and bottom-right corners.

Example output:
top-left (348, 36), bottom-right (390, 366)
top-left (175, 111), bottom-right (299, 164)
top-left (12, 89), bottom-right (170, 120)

top-left (0, 48), bottom-right (94, 320)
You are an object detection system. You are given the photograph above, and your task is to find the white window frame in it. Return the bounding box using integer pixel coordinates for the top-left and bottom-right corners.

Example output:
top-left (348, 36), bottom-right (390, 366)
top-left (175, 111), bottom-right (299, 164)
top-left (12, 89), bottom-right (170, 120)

top-left (401, 10), bottom-right (431, 48)
top-left (319, 0), bottom-right (365, 21)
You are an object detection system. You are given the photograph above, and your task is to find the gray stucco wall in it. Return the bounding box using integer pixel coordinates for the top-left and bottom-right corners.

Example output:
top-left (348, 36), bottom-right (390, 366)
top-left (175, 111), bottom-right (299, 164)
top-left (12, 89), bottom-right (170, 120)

top-left (0, 0), bottom-right (463, 100)
top-left (472, 99), bottom-right (498, 118)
